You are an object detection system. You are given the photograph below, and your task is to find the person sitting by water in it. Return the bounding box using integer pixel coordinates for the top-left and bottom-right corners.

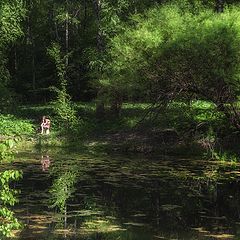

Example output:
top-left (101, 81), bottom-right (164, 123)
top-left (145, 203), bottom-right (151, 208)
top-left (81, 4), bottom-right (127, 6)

top-left (41, 116), bottom-right (51, 134)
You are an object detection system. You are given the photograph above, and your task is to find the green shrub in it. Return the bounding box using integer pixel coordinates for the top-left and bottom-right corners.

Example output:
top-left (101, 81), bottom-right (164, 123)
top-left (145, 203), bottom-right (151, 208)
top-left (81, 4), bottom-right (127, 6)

top-left (0, 140), bottom-right (22, 238)
top-left (0, 114), bottom-right (34, 136)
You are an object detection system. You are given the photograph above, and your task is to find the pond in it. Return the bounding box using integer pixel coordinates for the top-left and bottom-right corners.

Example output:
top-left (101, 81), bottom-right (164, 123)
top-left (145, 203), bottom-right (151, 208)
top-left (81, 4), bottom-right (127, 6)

top-left (8, 148), bottom-right (240, 239)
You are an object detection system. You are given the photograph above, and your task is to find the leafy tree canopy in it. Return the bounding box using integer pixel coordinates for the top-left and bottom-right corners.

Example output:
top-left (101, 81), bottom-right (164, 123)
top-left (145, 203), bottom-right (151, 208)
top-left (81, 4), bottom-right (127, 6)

top-left (104, 3), bottom-right (240, 103)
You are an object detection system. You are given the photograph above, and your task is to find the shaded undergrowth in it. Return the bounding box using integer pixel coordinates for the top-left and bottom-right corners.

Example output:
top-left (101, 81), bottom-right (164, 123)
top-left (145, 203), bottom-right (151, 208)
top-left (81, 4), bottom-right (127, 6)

top-left (5, 101), bottom-right (238, 160)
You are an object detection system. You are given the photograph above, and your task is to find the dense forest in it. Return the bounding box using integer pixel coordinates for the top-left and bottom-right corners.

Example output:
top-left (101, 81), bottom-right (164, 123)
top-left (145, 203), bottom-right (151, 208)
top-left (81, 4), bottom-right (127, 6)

top-left (0, 0), bottom-right (240, 130)
top-left (1, 0), bottom-right (239, 102)
top-left (2, 0), bottom-right (240, 239)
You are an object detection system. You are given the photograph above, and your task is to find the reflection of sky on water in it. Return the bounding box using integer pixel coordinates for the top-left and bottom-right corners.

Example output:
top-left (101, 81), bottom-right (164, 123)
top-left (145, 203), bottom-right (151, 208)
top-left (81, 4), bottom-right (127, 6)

top-left (12, 151), bottom-right (240, 240)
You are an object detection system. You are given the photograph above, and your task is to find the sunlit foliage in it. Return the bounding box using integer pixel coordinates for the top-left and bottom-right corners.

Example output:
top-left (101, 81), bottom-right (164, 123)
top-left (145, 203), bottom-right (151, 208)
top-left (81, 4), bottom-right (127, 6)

top-left (0, 140), bottom-right (22, 238)
top-left (0, 0), bottom-right (26, 112)
top-left (104, 3), bottom-right (240, 129)
top-left (47, 43), bottom-right (78, 131)
top-left (0, 114), bottom-right (34, 136)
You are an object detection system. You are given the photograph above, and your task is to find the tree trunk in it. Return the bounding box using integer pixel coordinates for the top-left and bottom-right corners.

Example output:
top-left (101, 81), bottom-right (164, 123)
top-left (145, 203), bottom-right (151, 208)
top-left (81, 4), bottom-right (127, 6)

top-left (55, 20), bottom-right (60, 40)
top-left (28, 12), bottom-right (36, 90)
top-left (93, 0), bottom-right (105, 119)
top-left (83, 0), bottom-right (87, 31)
top-left (32, 43), bottom-right (36, 90)
top-left (14, 45), bottom-right (18, 73)
top-left (65, 0), bottom-right (69, 67)
top-left (96, 101), bottom-right (105, 120)
top-left (215, 0), bottom-right (224, 13)
top-left (110, 95), bottom-right (122, 118)
top-left (93, 0), bottom-right (103, 51)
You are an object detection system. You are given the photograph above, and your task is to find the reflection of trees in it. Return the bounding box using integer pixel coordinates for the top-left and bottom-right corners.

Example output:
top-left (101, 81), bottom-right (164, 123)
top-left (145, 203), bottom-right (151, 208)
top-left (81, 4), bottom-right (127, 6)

top-left (49, 169), bottom-right (77, 231)
top-left (49, 171), bottom-right (77, 213)
top-left (46, 154), bottom-right (240, 238)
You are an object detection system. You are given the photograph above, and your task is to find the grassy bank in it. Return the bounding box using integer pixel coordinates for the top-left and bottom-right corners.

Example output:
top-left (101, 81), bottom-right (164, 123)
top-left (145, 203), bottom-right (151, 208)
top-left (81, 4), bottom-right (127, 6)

top-left (0, 100), bottom-right (235, 160)
top-left (0, 114), bottom-right (34, 137)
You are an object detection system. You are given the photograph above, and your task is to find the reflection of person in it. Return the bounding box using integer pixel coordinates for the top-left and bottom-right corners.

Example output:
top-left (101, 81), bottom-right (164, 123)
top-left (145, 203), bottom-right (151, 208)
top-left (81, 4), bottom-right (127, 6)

top-left (41, 116), bottom-right (51, 134)
top-left (41, 155), bottom-right (50, 172)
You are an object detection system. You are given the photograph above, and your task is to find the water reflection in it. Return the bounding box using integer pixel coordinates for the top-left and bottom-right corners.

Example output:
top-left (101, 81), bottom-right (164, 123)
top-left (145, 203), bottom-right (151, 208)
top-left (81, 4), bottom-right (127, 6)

top-left (41, 155), bottom-right (51, 172)
top-left (13, 151), bottom-right (240, 239)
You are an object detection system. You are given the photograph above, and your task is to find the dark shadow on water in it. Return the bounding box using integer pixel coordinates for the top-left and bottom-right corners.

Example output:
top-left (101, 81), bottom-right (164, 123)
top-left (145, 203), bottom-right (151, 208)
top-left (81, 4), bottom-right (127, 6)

top-left (12, 149), bottom-right (240, 240)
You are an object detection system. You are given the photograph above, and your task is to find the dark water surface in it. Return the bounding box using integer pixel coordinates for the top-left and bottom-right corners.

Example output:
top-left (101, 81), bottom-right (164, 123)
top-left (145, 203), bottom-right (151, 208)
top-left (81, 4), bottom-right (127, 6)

top-left (9, 149), bottom-right (240, 239)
